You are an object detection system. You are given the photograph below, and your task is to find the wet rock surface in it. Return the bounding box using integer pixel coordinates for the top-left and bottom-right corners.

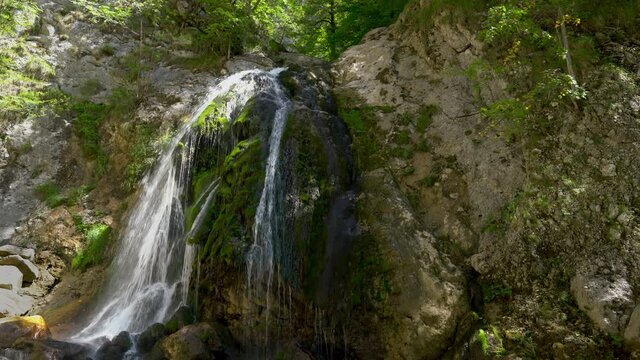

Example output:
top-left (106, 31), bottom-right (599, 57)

top-left (0, 315), bottom-right (51, 348)
top-left (152, 323), bottom-right (224, 360)
top-left (95, 331), bottom-right (132, 360)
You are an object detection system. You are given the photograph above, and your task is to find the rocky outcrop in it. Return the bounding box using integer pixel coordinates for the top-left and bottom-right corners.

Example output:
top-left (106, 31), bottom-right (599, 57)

top-left (0, 315), bottom-right (50, 348)
top-left (0, 255), bottom-right (39, 283)
top-left (0, 266), bottom-right (23, 291)
top-left (331, 8), bottom-right (523, 357)
top-left (0, 245), bottom-right (35, 260)
top-left (153, 323), bottom-right (224, 360)
top-left (95, 331), bottom-right (132, 360)
top-left (0, 245), bottom-right (45, 318)
top-left (0, 290), bottom-right (33, 318)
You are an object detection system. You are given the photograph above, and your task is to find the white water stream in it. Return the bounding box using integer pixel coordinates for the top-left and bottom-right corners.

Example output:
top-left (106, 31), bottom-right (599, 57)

top-left (73, 68), bottom-right (289, 342)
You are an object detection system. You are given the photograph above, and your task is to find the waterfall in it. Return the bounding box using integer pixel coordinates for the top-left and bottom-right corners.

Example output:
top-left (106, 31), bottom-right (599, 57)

top-left (73, 68), bottom-right (289, 342)
top-left (246, 69), bottom-right (291, 344)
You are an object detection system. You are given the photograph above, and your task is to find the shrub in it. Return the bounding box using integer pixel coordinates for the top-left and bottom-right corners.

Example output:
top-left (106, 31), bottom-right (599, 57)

top-left (34, 182), bottom-right (66, 207)
top-left (70, 101), bottom-right (108, 176)
top-left (72, 223), bottom-right (111, 271)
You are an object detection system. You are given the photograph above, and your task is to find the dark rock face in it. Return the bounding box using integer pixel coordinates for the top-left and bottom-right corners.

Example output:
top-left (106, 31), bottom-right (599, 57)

top-left (137, 323), bottom-right (168, 354)
top-left (165, 306), bottom-right (194, 334)
top-left (95, 331), bottom-right (132, 360)
top-left (152, 323), bottom-right (223, 360)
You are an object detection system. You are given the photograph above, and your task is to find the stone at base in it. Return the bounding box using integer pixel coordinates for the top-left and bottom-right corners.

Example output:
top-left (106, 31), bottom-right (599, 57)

top-left (0, 289), bottom-right (32, 318)
top-left (0, 266), bottom-right (23, 291)
top-left (0, 315), bottom-right (51, 347)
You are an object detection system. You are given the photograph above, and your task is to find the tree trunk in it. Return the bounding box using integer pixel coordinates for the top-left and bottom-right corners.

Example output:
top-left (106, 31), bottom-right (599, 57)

top-left (329, 0), bottom-right (337, 59)
top-left (558, 9), bottom-right (576, 84)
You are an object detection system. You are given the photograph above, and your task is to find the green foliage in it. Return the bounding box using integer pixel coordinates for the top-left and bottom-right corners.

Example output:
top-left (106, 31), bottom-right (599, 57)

top-left (109, 86), bottom-right (139, 116)
top-left (124, 125), bottom-right (163, 191)
top-left (35, 182), bottom-right (66, 208)
top-left (35, 182), bottom-right (95, 207)
top-left (66, 184), bottom-right (95, 205)
top-left (295, 0), bottom-right (410, 59)
top-left (71, 0), bottom-right (132, 26)
top-left (24, 55), bottom-right (55, 80)
top-left (0, 0), bottom-right (40, 35)
top-left (70, 101), bottom-right (109, 177)
top-left (473, 1), bottom-right (598, 141)
top-left (72, 221), bottom-right (111, 271)
top-left (0, 44), bottom-right (63, 122)
top-left (191, 0), bottom-right (252, 56)
top-left (99, 43), bottom-right (116, 57)
top-left (411, 0), bottom-right (487, 29)
top-left (482, 282), bottom-right (513, 303)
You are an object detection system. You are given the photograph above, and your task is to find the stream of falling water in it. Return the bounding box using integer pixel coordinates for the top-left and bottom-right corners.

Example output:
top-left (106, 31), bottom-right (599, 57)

top-left (246, 69), bottom-right (291, 345)
top-left (72, 68), bottom-right (288, 342)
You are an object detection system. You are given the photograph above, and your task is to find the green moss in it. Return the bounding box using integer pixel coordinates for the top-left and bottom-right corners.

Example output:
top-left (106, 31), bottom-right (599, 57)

top-left (196, 138), bottom-right (263, 267)
top-left (99, 43), bottom-right (116, 57)
top-left (478, 329), bottom-right (489, 354)
top-left (194, 101), bottom-right (229, 132)
top-left (416, 104), bottom-right (438, 133)
top-left (72, 223), bottom-right (111, 271)
top-left (337, 104), bottom-right (385, 170)
top-left (347, 232), bottom-right (394, 313)
top-left (395, 129), bottom-right (411, 145)
top-left (283, 113), bottom-right (334, 296)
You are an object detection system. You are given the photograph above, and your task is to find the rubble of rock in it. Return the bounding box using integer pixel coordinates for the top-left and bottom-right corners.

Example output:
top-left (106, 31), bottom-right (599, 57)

top-left (0, 245), bottom-right (40, 318)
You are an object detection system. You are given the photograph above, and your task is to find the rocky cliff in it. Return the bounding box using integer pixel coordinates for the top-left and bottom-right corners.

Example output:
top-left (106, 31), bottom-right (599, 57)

top-left (1, 0), bottom-right (640, 359)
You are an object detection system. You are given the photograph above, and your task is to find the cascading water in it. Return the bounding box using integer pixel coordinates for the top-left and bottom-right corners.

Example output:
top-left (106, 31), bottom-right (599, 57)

top-left (73, 68), bottom-right (290, 343)
top-left (246, 73), bottom-right (291, 340)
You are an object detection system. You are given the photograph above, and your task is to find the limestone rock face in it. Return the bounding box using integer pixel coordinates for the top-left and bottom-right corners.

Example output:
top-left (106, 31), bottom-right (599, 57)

top-left (0, 255), bottom-right (39, 282)
top-left (331, 10), bottom-right (521, 358)
top-left (0, 266), bottom-right (23, 291)
top-left (0, 315), bottom-right (51, 347)
top-left (571, 273), bottom-right (634, 334)
top-left (360, 169), bottom-right (467, 359)
top-left (224, 54), bottom-right (276, 74)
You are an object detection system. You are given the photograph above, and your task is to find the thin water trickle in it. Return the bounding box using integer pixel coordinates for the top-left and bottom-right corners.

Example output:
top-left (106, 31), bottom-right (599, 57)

top-left (72, 68), bottom-right (289, 343)
top-left (245, 68), bottom-right (291, 345)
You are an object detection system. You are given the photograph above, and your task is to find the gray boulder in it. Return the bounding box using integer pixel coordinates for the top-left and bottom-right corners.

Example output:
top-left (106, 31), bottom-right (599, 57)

top-left (136, 323), bottom-right (167, 354)
top-left (0, 245), bottom-right (35, 261)
top-left (0, 266), bottom-right (23, 291)
top-left (571, 273), bottom-right (634, 334)
top-left (0, 289), bottom-right (32, 317)
top-left (0, 255), bottom-right (39, 282)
